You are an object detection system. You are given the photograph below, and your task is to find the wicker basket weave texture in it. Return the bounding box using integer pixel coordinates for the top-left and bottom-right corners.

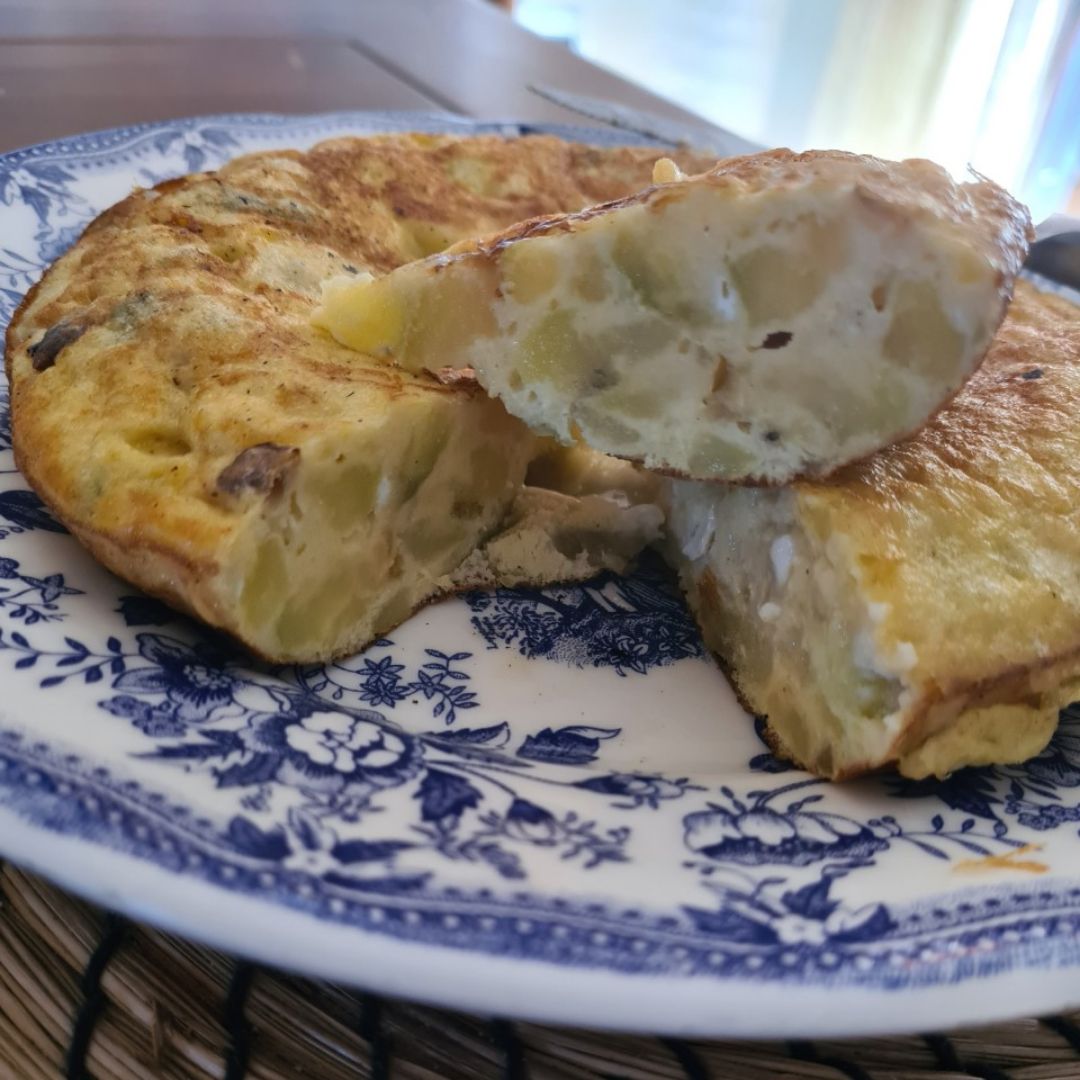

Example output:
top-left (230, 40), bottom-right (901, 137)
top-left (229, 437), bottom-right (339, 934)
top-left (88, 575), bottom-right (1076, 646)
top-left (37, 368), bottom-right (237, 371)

top-left (4, 862), bottom-right (1080, 1079)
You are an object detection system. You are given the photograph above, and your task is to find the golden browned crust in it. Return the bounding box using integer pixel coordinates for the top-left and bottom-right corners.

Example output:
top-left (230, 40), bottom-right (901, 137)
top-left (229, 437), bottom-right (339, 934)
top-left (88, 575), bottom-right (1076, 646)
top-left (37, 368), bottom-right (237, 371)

top-left (833, 282), bottom-right (1080, 776)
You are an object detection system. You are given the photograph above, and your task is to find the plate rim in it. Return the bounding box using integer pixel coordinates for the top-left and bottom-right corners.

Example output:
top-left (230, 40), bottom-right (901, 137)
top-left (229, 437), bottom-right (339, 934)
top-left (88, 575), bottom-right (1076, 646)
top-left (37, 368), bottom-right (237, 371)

top-left (6, 801), bottom-right (1080, 1040)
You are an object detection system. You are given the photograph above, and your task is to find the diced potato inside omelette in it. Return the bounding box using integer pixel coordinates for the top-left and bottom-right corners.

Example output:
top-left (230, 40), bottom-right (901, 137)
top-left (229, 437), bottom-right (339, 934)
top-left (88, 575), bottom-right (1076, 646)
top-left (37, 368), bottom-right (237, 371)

top-left (316, 149), bottom-right (1030, 483)
top-left (230, 397), bottom-right (519, 660)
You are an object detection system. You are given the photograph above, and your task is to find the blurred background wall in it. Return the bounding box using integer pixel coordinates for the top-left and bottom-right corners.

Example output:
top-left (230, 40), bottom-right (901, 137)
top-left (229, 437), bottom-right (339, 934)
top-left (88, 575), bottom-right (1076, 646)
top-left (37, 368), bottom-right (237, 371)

top-left (513, 0), bottom-right (1080, 222)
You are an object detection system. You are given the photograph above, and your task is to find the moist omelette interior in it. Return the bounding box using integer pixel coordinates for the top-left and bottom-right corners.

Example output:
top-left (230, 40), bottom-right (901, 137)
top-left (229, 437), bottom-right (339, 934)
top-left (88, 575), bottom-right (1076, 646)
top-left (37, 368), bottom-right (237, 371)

top-left (318, 150), bottom-right (1029, 484)
top-left (6, 134), bottom-right (713, 663)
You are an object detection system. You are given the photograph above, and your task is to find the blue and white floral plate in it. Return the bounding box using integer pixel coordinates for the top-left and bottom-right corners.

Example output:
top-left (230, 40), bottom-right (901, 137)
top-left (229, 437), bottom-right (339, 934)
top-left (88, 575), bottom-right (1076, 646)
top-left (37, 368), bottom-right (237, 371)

top-left (2, 111), bottom-right (1080, 1040)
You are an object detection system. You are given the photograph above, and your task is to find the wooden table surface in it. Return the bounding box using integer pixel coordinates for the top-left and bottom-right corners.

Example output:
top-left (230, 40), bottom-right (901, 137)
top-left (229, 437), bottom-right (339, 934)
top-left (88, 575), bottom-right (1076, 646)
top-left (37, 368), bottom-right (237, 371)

top-left (0, 0), bottom-right (711, 153)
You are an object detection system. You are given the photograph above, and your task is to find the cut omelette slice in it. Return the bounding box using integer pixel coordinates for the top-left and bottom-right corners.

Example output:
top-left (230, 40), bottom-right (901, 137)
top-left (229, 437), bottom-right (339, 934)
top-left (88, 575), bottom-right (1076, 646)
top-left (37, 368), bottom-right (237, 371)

top-left (316, 149), bottom-right (1031, 483)
top-left (663, 282), bottom-right (1080, 780)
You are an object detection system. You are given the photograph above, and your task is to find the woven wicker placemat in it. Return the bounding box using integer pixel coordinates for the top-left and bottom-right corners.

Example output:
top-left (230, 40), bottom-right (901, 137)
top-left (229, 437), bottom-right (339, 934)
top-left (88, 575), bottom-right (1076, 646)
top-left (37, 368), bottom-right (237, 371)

top-left (3, 860), bottom-right (1080, 1080)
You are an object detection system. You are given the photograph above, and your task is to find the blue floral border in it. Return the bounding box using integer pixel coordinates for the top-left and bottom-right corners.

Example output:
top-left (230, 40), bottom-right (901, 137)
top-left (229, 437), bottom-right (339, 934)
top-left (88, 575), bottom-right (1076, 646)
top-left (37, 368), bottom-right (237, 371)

top-left (6, 727), bottom-right (1080, 990)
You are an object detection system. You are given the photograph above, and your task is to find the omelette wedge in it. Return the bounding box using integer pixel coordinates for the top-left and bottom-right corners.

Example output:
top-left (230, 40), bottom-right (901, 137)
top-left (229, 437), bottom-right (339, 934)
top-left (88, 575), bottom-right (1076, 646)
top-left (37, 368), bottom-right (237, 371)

top-left (664, 282), bottom-right (1080, 780)
top-left (6, 134), bottom-right (708, 663)
top-left (316, 149), bottom-right (1030, 483)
